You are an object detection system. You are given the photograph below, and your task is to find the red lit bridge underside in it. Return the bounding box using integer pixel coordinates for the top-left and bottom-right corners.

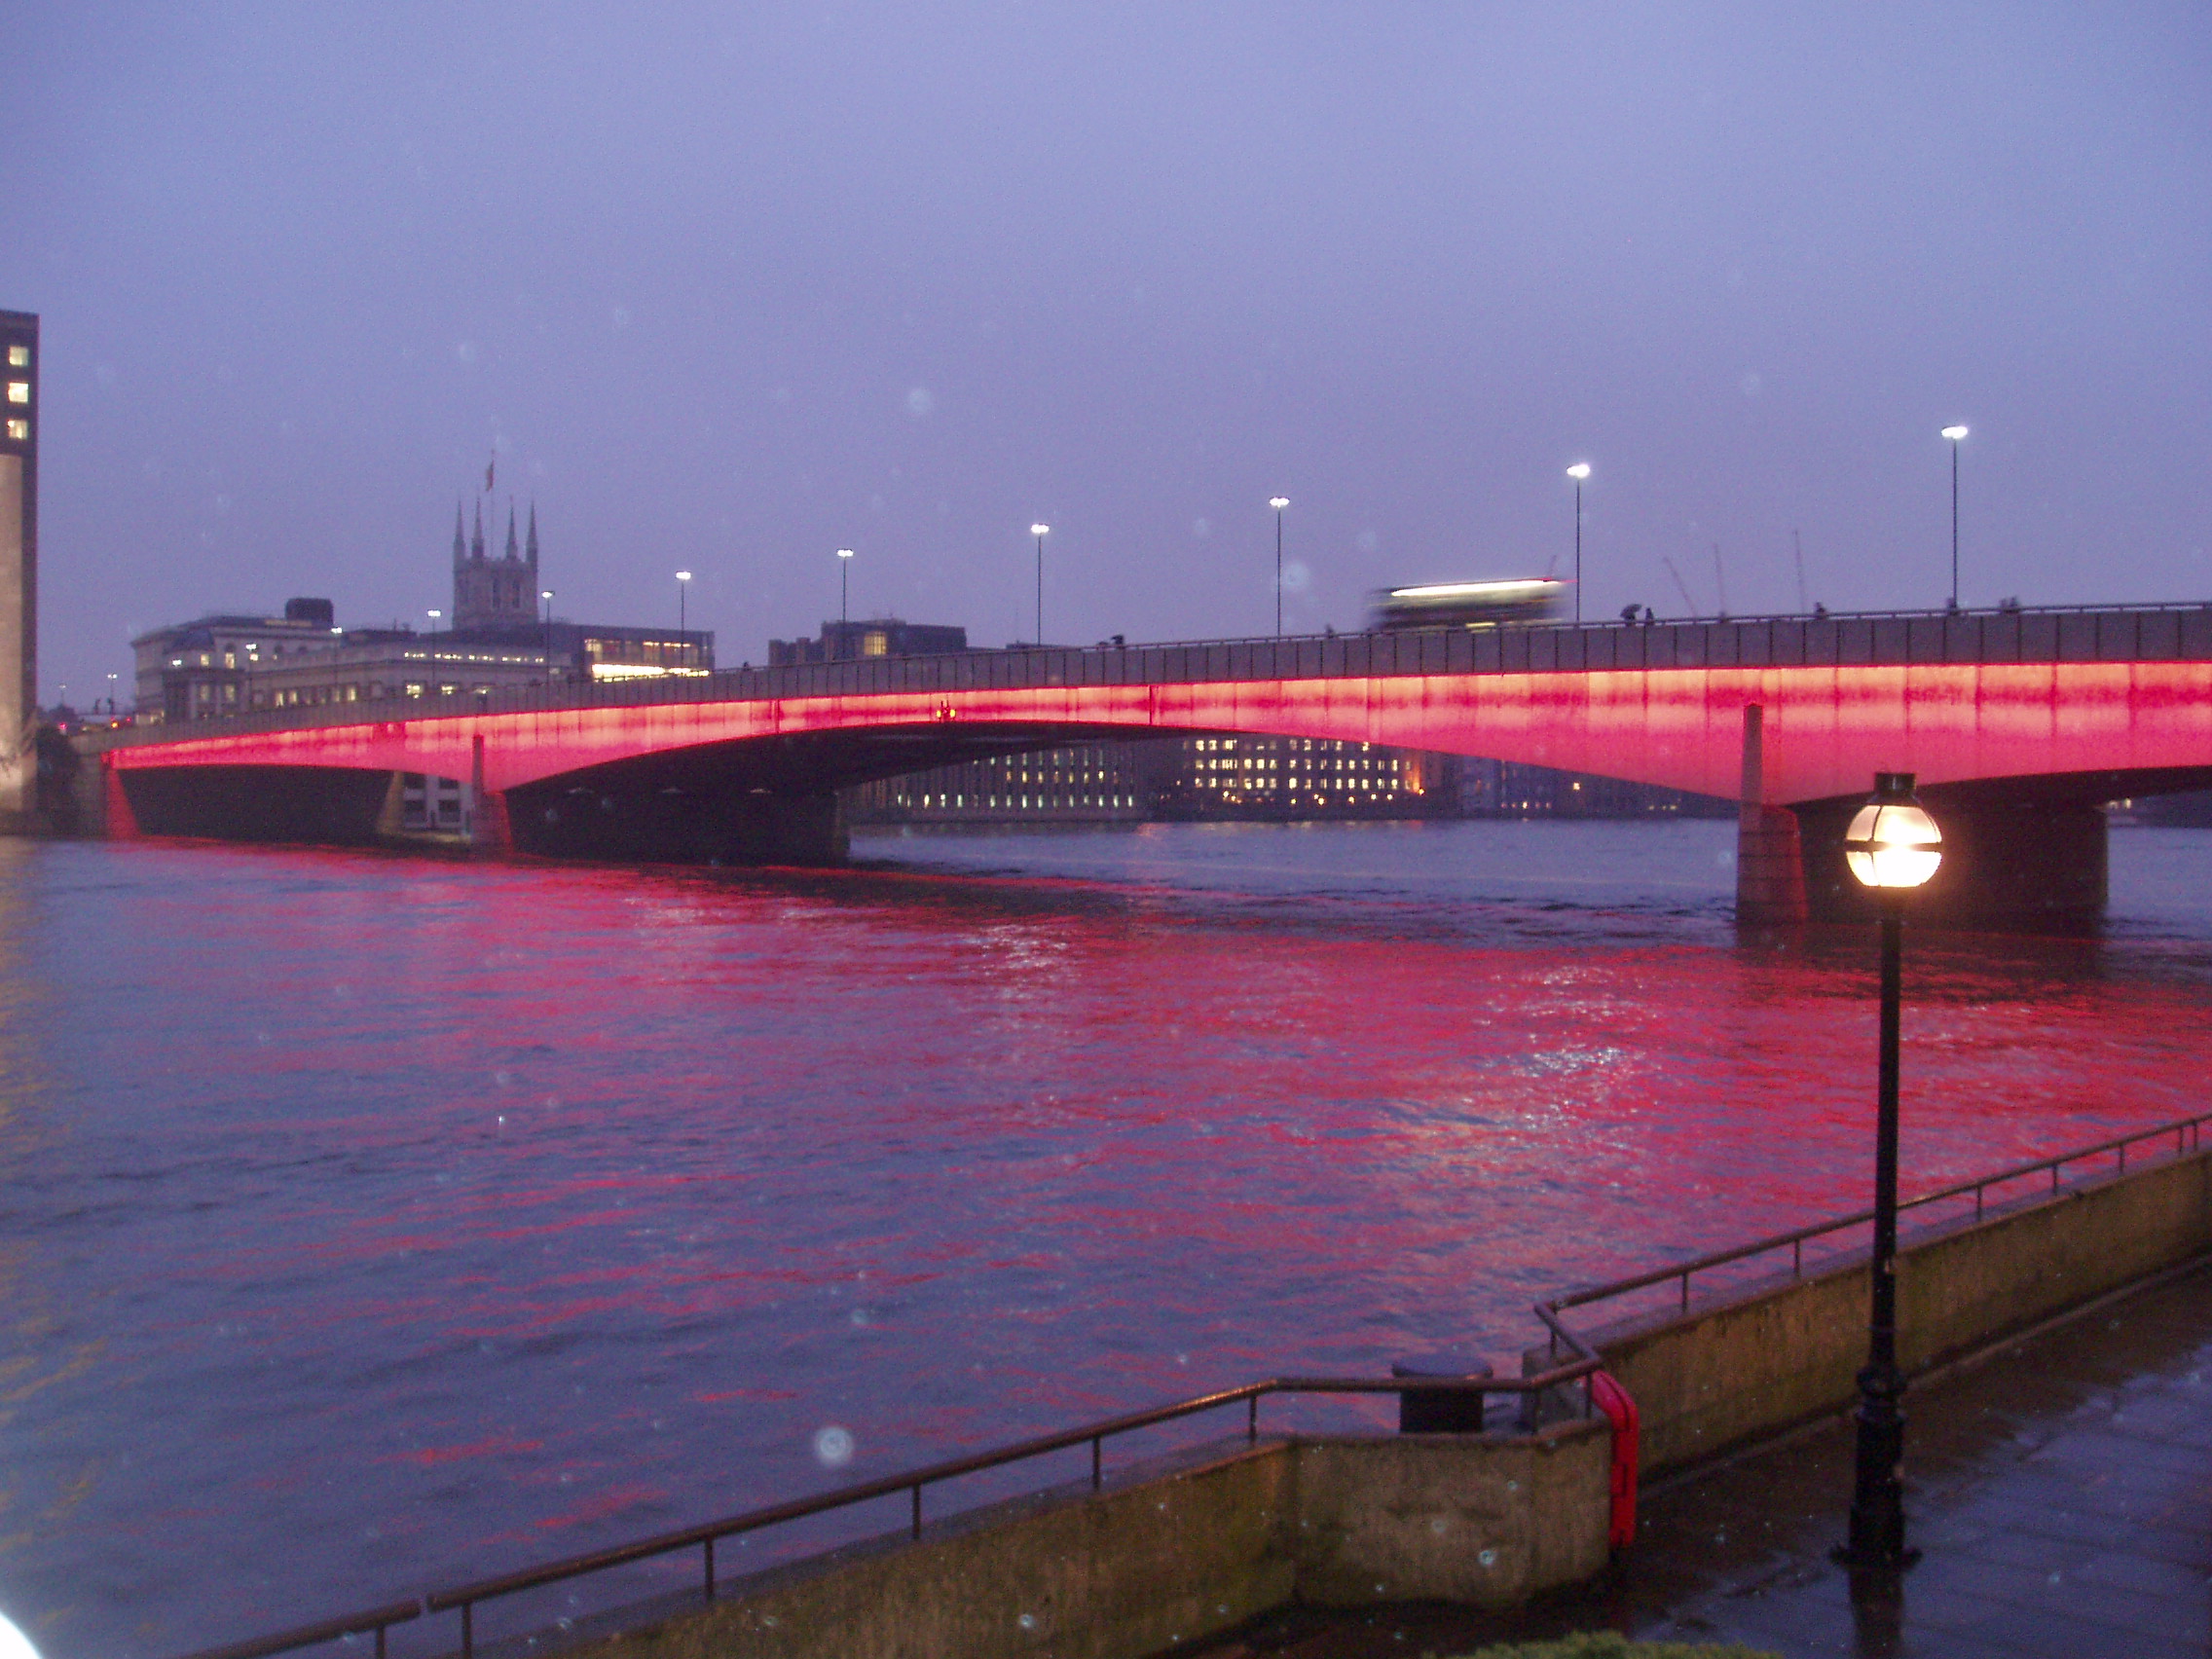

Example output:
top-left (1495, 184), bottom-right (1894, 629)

top-left (102, 659), bottom-right (2212, 809)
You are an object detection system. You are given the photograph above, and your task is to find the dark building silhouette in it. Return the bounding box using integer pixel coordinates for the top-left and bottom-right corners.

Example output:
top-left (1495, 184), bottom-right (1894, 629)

top-left (770, 619), bottom-right (968, 665)
top-left (453, 500), bottom-right (539, 631)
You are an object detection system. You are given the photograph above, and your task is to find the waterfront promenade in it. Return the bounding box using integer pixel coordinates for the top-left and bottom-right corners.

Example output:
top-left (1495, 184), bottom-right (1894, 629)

top-left (1198, 1258), bottom-right (2212, 1659)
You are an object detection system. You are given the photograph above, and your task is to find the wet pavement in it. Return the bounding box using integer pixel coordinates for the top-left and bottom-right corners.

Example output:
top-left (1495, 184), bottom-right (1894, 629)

top-left (1188, 1258), bottom-right (2212, 1659)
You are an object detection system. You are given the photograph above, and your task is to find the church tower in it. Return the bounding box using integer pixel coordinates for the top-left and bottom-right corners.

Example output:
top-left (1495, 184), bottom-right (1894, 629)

top-left (452, 498), bottom-right (540, 632)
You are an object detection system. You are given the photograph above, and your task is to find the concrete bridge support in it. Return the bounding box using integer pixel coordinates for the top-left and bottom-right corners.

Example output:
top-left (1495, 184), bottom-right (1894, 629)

top-left (1735, 699), bottom-right (2110, 930)
top-left (1796, 791), bottom-right (2108, 930)
top-left (1735, 706), bottom-right (1810, 925)
top-left (505, 779), bottom-right (850, 866)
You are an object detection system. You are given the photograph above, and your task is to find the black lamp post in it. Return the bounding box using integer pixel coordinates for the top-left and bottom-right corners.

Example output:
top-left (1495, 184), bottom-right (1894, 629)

top-left (1837, 770), bottom-right (1942, 1571)
top-left (1030, 524), bottom-right (1049, 645)
top-left (836, 549), bottom-right (854, 641)
top-left (1270, 497), bottom-right (1289, 636)
top-left (1942, 426), bottom-right (1968, 609)
top-left (1567, 463), bottom-right (1591, 624)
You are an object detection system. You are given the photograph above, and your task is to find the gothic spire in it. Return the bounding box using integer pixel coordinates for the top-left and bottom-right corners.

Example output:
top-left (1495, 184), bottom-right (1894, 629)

top-left (526, 502), bottom-right (539, 571)
top-left (504, 501), bottom-right (519, 561)
top-left (453, 502), bottom-right (465, 567)
top-left (470, 501), bottom-right (485, 562)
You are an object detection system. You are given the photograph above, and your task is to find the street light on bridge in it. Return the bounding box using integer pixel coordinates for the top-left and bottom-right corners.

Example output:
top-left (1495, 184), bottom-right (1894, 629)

top-left (1837, 771), bottom-right (1942, 1575)
top-left (837, 549), bottom-right (855, 630)
top-left (1270, 498), bottom-right (1290, 637)
top-left (677, 570), bottom-right (691, 637)
top-left (1941, 426), bottom-right (1969, 610)
top-left (1566, 463), bottom-right (1592, 625)
top-left (1030, 525), bottom-right (1050, 646)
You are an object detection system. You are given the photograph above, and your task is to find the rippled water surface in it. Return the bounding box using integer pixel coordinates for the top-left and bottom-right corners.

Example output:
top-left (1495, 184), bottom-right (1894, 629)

top-left (2, 822), bottom-right (2208, 1655)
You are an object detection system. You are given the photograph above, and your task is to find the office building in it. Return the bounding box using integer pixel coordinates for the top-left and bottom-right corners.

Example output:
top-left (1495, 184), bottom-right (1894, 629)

top-left (132, 506), bottom-right (712, 720)
top-left (0, 310), bottom-right (35, 827)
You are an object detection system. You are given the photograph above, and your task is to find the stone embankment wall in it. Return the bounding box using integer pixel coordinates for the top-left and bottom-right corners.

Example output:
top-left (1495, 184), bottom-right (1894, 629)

top-left (578, 1424), bottom-right (1608, 1659)
top-left (1569, 1145), bottom-right (2212, 1477)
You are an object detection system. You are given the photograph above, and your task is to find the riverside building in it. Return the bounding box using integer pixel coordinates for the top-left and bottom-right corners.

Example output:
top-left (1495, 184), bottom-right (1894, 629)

top-left (0, 309), bottom-right (35, 828)
top-left (131, 504), bottom-right (712, 721)
top-left (848, 737), bottom-right (1726, 826)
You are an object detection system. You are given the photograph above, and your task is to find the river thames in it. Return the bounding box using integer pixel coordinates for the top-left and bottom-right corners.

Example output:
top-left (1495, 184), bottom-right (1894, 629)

top-left (3, 820), bottom-right (2208, 1656)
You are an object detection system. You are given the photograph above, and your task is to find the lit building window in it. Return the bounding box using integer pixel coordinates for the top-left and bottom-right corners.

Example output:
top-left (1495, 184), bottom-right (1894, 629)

top-left (5, 346), bottom-right (25, 367)
top-left (5, 383), bottom-right (25, 405)
top-left (4, 420), bottom-right (23, 442)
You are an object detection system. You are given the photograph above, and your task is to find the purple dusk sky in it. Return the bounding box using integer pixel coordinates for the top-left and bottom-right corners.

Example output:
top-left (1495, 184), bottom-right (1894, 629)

top-left (4, 4), bottom-right (2207, 699)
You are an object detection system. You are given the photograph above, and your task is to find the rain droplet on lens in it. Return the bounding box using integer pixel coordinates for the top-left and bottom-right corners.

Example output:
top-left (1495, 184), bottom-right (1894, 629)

top-left (814, 1424), bottom-right (855, 1467)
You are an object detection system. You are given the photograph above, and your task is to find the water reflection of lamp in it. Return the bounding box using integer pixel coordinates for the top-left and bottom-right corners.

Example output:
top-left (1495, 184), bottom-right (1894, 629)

top-left (1837, 771), bottom-right (1941, 1574)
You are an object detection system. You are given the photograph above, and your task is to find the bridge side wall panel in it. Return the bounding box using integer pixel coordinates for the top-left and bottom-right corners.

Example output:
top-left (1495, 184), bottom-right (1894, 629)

top-left (98, 656), bottom-right (2212, 811)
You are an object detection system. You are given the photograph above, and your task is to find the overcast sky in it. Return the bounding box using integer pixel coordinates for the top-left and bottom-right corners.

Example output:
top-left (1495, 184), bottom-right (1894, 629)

top-left (5, 3), bottom-right (2207, 698)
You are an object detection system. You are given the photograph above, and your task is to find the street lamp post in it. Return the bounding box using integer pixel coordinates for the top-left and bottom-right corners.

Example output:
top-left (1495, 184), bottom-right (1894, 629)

top-left (1030, 525), bottom-right (1050, 645)
top-left (677, 571), bottom-right (691, 638)
top-left (540, 590), bottom-right (555, 682)
top-left (836, 549), bottom-right (855, 637)
top-left (1566, 463), bottom-right (1592, 625)
top-left (1941, 426), bottom-right (1969, 609)
top-left (1837, 771), bottom-right (1943, 1573)
top-left (1270, 498), bottom-right (1290, 636)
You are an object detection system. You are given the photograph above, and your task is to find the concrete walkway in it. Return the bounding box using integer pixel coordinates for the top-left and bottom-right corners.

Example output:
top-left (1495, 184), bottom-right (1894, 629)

top-left (1188, 1259), bottom-right (2212, 1659)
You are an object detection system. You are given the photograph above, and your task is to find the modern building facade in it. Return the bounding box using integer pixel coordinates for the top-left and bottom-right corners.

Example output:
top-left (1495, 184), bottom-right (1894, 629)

top-left (846, 734), bottom-right (1727, 827)
top-left (847, 740), bottom-right (1163, 823)
top-left (0, 309), bottom-right (35, 828)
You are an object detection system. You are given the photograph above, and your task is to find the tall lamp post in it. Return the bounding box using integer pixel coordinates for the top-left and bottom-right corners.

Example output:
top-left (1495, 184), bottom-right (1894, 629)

top-left (836, 549), bottom-right (855, 642)
top-left (1030, 524), bottom-right (1050, 645)
top-left (1566, 463), bottom-right (1591, 624)
top-left (1270, 497), bottom-right (1290, 636)
top-left (1838, 772), bottom-right (1943, 1572)
top-left (1941, 426), bottom-right (1969, 609)
top-left (677, 570), bottom-right (691, 637)
top-left (540, 589), bottom-right (555, 682)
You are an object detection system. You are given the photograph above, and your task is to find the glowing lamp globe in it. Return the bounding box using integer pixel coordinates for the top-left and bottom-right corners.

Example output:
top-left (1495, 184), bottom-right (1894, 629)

top-left (1844, 774), bottom-right (1942, 891)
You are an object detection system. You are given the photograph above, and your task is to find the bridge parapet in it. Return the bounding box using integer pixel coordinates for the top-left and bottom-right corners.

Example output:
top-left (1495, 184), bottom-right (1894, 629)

top-left (81, 602), bottom-right (2212, 754)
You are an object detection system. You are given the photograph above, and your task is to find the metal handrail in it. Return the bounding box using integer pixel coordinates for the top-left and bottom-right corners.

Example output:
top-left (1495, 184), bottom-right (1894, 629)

top-left (168, 1106), bottom-right (2212, 1659)
top-left (1540, 1108), bottom-right (2212, 1331)
top-left (171, 1600), bottom-right (422, 1659)
top-left (173, 1363), bottom-right (1599, 1659)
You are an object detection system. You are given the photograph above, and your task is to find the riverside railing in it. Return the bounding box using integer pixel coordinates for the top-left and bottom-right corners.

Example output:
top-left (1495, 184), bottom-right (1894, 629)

top-left (173, 1105), bottom-right (2212, 1659)
top-left (1536, 1107), bottom-right (2212, 1345)
top-left (177, 1364), bottom-right (1603, 1659)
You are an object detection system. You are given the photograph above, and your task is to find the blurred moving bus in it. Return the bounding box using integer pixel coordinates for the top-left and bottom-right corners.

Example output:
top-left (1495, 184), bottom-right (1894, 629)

top-left (1368, 577), bottom-right (1568, 631)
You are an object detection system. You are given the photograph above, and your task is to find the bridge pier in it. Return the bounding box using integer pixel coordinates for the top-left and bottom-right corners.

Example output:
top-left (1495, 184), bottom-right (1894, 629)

top-left (507, 781), bottom-right (850, 866)
top-left (1735, 706), bottom-right (1810, 925)
top-left (1796, 792), bottom-right (2108, 931)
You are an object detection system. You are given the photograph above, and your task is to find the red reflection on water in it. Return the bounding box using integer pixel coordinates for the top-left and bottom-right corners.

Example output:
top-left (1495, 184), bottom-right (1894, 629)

top-left (4, 828), bottom-right (2209, 1657)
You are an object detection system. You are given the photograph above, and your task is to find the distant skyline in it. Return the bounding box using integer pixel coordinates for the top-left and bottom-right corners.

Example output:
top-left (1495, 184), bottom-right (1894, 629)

top-left (4, 3), bottom-right (2207, 700)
